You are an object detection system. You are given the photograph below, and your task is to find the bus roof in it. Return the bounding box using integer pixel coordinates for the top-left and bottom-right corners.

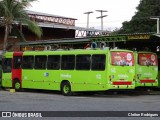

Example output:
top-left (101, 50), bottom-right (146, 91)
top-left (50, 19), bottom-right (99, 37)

top-left (4, 49), bottom-right (134, 57)
top-left (134, 51), bottom-right (157, 54)
top-left (23, 49), bottom-right (133, 55)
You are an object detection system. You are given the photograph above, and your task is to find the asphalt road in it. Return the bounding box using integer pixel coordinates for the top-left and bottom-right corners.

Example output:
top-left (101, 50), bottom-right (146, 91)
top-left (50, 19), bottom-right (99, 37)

top-left (0, 89), bottom-right (160, 120)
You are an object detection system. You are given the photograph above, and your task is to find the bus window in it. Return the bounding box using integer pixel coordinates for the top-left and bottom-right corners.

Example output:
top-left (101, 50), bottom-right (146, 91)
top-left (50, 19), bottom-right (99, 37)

top-left (76, 55), bottom-right (91, 70)
top-left (61, 55), bottom-right (75, 70)
top-left (138, 53), bottom-right (157, 66)
top-left (111, 52), bottom-right (134, 66)
top-left (47, 55), bottom-right (60, 70)
top-left (91, 54), bottom-right (106, 70)
top-left (22, 56), bottom-right (34, 69)
top-left (34, 55), bottom-right (47, 69)
top-left (13, 56), bottom-right (22, 69)
top-left (2, 58), bottom-right (12, 73)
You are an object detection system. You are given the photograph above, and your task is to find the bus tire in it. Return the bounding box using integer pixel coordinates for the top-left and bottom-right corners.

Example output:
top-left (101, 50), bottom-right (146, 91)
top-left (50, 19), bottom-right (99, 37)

top-left (1, 86), bottom-right (6, 90)
top-left (61, 81), bottom-right (72, 96)
top-left (100, 42), bottom-right (106, 48)
top-left (13, 80), bottom-right (21, 92)
top-left (91, 42), bottom-right (97, 49)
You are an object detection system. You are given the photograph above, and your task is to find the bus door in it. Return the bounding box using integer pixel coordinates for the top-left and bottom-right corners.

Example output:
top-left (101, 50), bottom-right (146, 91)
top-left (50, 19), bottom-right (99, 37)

top-left (12, 52), bottom-right (23, 87)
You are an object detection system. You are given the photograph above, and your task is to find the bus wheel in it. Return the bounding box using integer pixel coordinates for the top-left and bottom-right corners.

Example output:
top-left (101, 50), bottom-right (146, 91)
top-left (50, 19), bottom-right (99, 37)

top-left (1, 86), bottom-right (6, 90)
top-left (61, 82), bottom-right (72, 96)
top-left (14, 80), bottom-right (21, 92)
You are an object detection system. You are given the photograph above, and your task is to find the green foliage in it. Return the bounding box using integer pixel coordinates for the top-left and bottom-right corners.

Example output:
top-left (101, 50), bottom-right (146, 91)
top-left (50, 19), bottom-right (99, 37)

top-left (0, 0), bottom-right (42, 50)
top-left (118, 0), bottom-right (160, 34)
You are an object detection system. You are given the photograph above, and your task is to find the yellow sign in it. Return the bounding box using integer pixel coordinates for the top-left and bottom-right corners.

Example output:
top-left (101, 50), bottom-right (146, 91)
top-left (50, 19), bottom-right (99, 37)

top-left (128, 35), bottom-right (150, 40)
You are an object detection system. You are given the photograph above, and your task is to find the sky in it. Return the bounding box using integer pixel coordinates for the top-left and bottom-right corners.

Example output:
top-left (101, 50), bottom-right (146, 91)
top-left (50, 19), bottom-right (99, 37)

top-left (28, 0), bottom-right (141, 31)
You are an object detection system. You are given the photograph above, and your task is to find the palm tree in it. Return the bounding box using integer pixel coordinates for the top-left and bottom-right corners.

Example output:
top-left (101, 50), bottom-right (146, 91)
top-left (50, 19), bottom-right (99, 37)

top-left (0, 0), bottom-right (42, 51)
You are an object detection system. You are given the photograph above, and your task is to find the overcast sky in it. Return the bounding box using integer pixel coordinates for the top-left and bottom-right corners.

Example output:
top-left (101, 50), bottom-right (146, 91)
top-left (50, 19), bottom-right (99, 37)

top-left (28, 0), bottom-right (141, 30)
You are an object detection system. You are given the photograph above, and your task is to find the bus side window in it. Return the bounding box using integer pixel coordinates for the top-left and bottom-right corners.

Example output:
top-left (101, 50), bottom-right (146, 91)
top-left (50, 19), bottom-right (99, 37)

top-left (76, 55), bottom-right (91, 70)
top-left (34, 55), bottom-right (47, 69)
top-left (47, 55), bottom-right (60, 70)
top-left (22, 56), bottom-right (34, 69)
top-left (13, 56), bottom-right (22, 69)
top-left (2, 58), bottom-right (12, 73)
top-left (61, 55), bottom-right (75, 70)
top-left (92, 54), bottom-right (106, 71)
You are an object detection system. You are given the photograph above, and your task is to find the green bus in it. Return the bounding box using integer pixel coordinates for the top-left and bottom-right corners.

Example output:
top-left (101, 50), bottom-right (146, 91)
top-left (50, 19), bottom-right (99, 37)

top-left (134, 51), bottom-right (158, 89)
top-left (157, 53), bottom-right (160, 88)
top-left (2, 49), bottom-right (135, 95)
top-left (0, 51), bottom-right (3, 87)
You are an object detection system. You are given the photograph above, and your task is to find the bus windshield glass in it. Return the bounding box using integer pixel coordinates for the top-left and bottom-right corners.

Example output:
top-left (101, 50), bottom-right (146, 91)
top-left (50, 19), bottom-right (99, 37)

top-left (138, 53), bottom-right (158, 66)
top-left (111, 52), bottom-right (134, 66)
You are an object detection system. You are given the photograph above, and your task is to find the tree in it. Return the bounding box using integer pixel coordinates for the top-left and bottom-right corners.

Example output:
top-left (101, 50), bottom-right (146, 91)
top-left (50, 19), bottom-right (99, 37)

top-left (0, 0), bottom-right (42, 51)
top-left (118, 0), bottom-right (160, 34)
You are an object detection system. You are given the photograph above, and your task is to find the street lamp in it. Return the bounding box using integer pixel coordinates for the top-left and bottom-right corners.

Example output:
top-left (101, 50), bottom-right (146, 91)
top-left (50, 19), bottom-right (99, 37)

top-left (96, 10), bottom-right (108, 30)
top-left (84, 11), bottom-right (93, 28)
top-left (150, 16), bottom-right (160, 34)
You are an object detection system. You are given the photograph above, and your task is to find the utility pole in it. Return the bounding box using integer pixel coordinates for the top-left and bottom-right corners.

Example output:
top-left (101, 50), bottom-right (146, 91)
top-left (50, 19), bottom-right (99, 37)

top-left (84, 11), bottom-right (93, 28)
top-left (150, 16), bottom-right (160, 34)
top-left (96, 10), bottom-right (107, 30)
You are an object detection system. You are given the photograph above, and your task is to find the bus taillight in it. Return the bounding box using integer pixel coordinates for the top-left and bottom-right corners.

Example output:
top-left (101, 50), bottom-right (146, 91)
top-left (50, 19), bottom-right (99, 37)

top-left (113, 81), bottom-right (132, 85)
top-left (140, 80), bottom-right (155, 83)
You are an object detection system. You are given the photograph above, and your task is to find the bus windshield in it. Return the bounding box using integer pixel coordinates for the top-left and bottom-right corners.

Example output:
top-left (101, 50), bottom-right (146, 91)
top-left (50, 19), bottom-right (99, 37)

top-left (111, 51), bottom-right (134, 66)
top-left (138, 53), bottom-right (158, 66)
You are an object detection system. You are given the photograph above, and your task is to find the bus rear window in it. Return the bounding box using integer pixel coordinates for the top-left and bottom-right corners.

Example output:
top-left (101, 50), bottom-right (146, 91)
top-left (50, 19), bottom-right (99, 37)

top-left (138, 53), bottom-right (157, 66)
top-left (111, 52), bottom-right (134, 66)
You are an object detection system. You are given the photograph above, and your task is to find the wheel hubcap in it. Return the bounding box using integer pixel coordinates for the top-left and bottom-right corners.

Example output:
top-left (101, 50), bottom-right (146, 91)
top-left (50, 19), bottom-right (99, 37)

top-left (15, 83), bottom-right (20, 90)
top-left (63, 85), bottom-right (69, 93)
